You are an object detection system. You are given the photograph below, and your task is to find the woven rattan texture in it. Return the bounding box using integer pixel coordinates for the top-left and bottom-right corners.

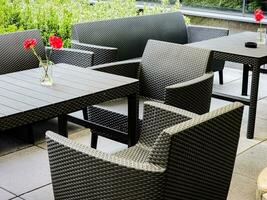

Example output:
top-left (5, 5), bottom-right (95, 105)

top-left (71, 41), bottom-right (118, 65)
top-left (87, 40), bottom-right (213, 146)
top-left (91, 59), bottom-right (140, 79)
top-left (165, 73), bottom-right (214, 114)
top-left (139, 102), bottom-right (197, 147)
top-left (163, 102), bottom-right (244, 200)
top-left (47, 133), bottom-right (164, 200)
top-left (139, 40), bottom-right (212, 101)
top-left (72, 12), bottom-right (188, 64)
top-left (87, 106), bottom-right (142, 144)
top-left (47, 102), bottom-right (243, 200)
top-left (48, 47), bottom-right (93, 68)
top-left (187, 25), bottom-right (229, 73)
top-left (187, 25), bottom-right (229, 43)
top-left (0, 29), bottom-right (45, 74)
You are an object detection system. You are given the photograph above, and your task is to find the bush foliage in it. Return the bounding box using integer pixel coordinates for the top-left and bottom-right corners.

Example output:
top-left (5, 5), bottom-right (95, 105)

top-left (0, 0), bottom-right (182, 47)
top-left (181, 0), bottom-right (260, 11)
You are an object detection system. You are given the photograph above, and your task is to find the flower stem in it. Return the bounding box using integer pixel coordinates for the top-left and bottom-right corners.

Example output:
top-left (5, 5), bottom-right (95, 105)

top-left (30, 46), bottom-right (43, 64)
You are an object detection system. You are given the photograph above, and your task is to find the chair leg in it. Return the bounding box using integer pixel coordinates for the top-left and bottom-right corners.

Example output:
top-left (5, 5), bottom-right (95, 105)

top-left (58, 115), bottom-right (68, 137)
top-left (82, 107), bottom-right (88, 120)
top-left (219, 70), bottom-right (224, 85)
top-left (26, 125), bottom-right (36, 145)
top-left (91, 131), bottom-right (98, 149)
top-left (242, 64), bottom-right (249, 96)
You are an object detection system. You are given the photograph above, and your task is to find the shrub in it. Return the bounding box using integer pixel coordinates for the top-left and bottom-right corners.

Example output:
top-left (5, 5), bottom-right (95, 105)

top-left (0, 0), bottom-right (184, 47)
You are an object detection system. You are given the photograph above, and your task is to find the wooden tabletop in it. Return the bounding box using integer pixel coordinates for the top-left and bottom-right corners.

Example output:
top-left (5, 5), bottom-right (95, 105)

top-left (0, 63), bottom-right (138, 130)
top-left (189, 31), bottom-right (267, 60)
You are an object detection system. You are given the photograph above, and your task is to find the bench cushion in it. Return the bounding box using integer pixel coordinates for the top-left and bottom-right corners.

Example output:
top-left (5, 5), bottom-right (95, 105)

top-left (72, 12), bottom-right (188, 61)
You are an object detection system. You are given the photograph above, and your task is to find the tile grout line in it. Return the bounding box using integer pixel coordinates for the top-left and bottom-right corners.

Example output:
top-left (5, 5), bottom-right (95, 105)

top-left (237, 138), bottom-right (267, 156)
top-left (232, 171), bottom-right (257, 181)
top-left (17, 183), bottom-right (52, 197)
top-left (0, 186), bottom-right (18, 198)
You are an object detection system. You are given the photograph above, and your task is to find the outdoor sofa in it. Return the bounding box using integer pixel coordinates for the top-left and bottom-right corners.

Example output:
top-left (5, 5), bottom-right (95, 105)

top-left (70, 39), bottom-right (215, 148)
top-left (71, 11), bottom-right (229, 84)
top-left (47, 101), bottom-right (244, 200)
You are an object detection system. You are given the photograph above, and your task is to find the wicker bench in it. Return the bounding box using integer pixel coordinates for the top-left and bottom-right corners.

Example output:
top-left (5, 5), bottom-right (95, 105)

top-left (71, 11), bottom-right (229, 83)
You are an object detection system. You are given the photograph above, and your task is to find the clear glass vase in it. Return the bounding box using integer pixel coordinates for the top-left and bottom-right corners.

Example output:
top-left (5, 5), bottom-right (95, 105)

top-left (39, 60), bottom-right (53, 86)
top-left (257, 27), bottom-right (266, 45)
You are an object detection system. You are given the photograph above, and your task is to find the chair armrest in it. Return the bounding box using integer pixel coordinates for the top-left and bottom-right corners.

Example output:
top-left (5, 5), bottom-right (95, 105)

top-left (91, 59), bottom-right (141, 79)
top-left (139, 101), bottom-right (198, 147)
top-left (71, 40), bottom-right (118, 65)
top-left (46, 47), bottom-right (93, 68)
top-left (46, 131), bottom-right (164, 199)
top-left (187, 25), bottom-right (229, 43)
top-left (165, 72), bottom-right (214, 115)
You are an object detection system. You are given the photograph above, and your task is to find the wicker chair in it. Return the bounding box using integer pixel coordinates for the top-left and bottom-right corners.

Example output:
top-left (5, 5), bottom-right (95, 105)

top-left (0, 29), bottom-right (93, 75)
top-left (46, 101), bottom-right (244, 200)
top-left (78, 39), bottom-right (214, 148)
top-left (71, 11), bottom-right (229, 84)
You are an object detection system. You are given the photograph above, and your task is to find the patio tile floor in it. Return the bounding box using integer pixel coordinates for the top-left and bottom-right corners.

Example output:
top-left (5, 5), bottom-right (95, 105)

top-left (1, 63), bottom-right (267, 199)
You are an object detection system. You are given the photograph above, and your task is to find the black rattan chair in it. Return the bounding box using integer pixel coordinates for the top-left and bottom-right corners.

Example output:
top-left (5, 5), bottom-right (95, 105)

top-left (47, 101), bottom-right (244, 200)
top-left (77, 39), bottom-right (214, 148)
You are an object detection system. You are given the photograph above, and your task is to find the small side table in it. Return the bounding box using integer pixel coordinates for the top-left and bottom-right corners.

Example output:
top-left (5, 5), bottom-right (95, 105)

top-left (257, 167), bottom-right (267, 200)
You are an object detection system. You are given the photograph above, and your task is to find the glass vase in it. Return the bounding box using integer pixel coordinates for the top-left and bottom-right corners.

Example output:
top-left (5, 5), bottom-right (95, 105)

top-left (39, 60), bottom-right (53, 86)
top-left (257, 27), bottom-right (266, 45)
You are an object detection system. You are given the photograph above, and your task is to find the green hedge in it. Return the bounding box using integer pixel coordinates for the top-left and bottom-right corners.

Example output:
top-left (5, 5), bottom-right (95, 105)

top-left (180, 0), bottom-right (260, 11)
top-left (0, 0), bottom-right (182, 47)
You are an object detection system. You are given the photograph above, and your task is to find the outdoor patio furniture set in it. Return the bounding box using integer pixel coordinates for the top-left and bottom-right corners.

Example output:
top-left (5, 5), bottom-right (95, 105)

top-left (0, 11), bottom-right (251, 199)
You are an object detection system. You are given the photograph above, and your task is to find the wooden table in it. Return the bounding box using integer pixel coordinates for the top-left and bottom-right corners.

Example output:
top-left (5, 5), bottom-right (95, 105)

top-left (0, 63), bottom-right (139, 145)
top-left (189, 31), bottom-right (267, 139)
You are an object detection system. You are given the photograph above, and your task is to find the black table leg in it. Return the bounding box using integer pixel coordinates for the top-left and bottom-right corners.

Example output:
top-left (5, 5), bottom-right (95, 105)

top-left (26, 125), bottom-right (35, 144)
top-left (247, 65), bottom-right (260, 139)
top-left (242, 64), bottom-right (249, 96)
top-left (127, 93), bottom-right (138, 147)
top-left (58, 115), bottom-right (68, 137)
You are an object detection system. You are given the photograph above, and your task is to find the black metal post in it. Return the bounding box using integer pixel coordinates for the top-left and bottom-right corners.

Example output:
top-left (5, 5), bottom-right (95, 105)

top-left (127, 93), bottom-right (138, 147)
top-left (26, 125), bottom-right (35, 144)
top-left (242, 64), bottom-right (249, 96)
top-left (58, 115), bottom-right (68, 137)
top-left (219, 70), bottom-right (224, 85)
top-left (247, 64), bottom-right (260, 139)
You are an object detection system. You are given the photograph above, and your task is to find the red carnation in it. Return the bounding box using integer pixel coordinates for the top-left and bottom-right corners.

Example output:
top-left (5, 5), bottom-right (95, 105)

top-left (254, 8), bottom-right (264, 22)
top-left (49, 35), bottom-right (63, 49)
top-left (23, 38), bottom-right (37, 49)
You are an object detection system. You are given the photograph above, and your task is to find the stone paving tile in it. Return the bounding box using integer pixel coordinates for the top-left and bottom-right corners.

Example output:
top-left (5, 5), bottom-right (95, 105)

top-left (256, 98), bottom-right (267, 120)
top-left (236, 137), bottom-right (262, 155)
top-left (0, 131), bottom-right (31, 157)
top-left (0, 188), bottom-right (16, 200)
top-left (214, 65), bottom-right (244, 84)
top-left (0, 146), bottom-right (51, 196)
top-left (234, 140), bottom-right (267, 180)
top-left (20, 184), bottom-right (54, 200)
top-left (227, 173), bottom-right (256, 200)
top-left (213, 69), bottom-right (267, 100)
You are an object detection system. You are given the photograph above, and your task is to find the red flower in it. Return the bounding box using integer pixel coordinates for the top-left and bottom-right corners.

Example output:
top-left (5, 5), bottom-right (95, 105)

top-left (49, 35), bottom-right (63, 49)
top-left (254, 8), bottom-right (264, 22)
top-left (23, 38), bottom-right (37, 49)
